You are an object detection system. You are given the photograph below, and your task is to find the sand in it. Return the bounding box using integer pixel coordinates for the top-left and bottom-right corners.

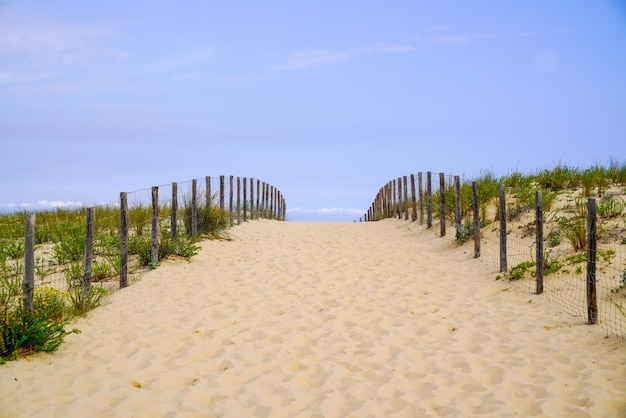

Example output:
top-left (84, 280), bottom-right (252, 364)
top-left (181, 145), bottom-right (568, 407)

top-left (1, 219), bottom-right (625, 417)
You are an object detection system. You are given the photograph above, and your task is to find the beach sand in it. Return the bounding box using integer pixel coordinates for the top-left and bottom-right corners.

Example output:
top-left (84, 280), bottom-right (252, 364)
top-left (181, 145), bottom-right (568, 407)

top-left (1, 219), bottom-right (625, 417)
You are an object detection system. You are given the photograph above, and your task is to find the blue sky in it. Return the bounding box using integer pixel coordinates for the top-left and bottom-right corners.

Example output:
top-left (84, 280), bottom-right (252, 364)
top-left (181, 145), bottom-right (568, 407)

top-left (1, 1), bottom-right (625, 221)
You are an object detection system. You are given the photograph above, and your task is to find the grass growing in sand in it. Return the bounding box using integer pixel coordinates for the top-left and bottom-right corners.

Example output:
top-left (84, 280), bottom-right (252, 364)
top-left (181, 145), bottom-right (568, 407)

top-left (0, 197), bottom-right (230, 362)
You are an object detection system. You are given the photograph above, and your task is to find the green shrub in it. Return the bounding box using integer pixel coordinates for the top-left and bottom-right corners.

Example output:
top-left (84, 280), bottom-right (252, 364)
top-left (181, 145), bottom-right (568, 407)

top-left (597, 197), bottom-right (625, 219)
top-left (558, 216), bottom-right (587, 251)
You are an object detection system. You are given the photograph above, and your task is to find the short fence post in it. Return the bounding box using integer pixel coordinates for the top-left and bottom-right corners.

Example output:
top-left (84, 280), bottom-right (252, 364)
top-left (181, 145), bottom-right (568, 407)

top-left (392, 179), bottom-right (398, 218)
top-left (206, 176), bottom-right (211, 207)
top-left (250, 178), bottom-right (255, 220)
top-left (472, 181), bottom-right (480, 258)
top-left (171, 182), bottom-right (178, 238)
top-left (256, 179), bottom-right (261, 217)
top-left (81, 207), bottom-right (95, 307)
top-left (410, 174), bottom-right (417, 221)
top-left (120, 192), bottom-right (129, 288)
top-left (418, 172), bottom-right (424, 225)
top-left (243, 177), bottom-right (248, 222)
top-left (439, 172), bottom-right (446, 237)
top-left (23, 214), bottom-right (35, 310)
top-left (229, 176), bottom-right (234, 227)
top-left (535, 190), bottom-right (544, 294)
top-left (587, 198), bottom-right (598, 324)
top-left (191, 179), bottom-right (198, 236)
top-left (151, 186), bottom-right (159, 266)
top-left (427, 171), bottom-right (433, 229)
top-left (499, 184), bottom-right (507, 273)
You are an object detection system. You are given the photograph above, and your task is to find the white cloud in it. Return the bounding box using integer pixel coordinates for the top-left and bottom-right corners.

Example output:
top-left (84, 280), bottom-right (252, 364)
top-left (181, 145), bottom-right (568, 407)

top-left (273, 41), bottom-right (413, 70)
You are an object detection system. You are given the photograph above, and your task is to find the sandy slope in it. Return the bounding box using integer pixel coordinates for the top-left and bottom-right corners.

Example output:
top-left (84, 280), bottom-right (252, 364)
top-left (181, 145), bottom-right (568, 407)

top-left (1, 219), bottom-right (624, 417)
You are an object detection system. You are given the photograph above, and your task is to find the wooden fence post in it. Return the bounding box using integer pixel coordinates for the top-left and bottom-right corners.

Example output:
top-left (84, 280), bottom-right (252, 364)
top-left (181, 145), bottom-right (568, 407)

top-left (81, 206), bottom-right (95, 306)
top-left (229, 176), bottom-right (234, 227)
top-left (439, 172), bottom-right (446, 237)
top-left (23, 214), bottom-right (35, 310)
top-left (499, 184), bottom-right (507, 273)
top-left (250, 178), bottom-right (254, 220)
top-left (418, 172), bottom-right (424, 225)
top-left (472, 181), bottom-right (480, 258)
top-left (206, 176), bottom-right (211, 207)
top-left (220, 175), bottom-right (225, 211)
top-left (171, 182), bottom-right (178, 238)
top-left (454, 176), bottom-right (461, 227)
top-left (191, 179), bottom-right (198, 236)
top-left (151, 186), bottom-right (159, 266)
top-left (535, 190), bottom-right (544, 294)
top-left (410, 174), bottom-right (417, 222)
top-left (237, 177), bottom-right (242, 225)
top-left (256, 179), bottom-right (261, 217)
top-left (403, 175), bottom-right (409, 221)
top-left (427, 171), bottom-right (433, 229)
top-left (587, 198), bottom-right (598, 324)
top-left (120, 192), bottom-right (129, 288)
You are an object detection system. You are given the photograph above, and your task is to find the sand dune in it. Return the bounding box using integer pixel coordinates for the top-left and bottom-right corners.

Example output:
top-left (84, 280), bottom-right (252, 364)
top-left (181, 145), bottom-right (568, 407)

top-left (1, 219), bottom-right (624, 417)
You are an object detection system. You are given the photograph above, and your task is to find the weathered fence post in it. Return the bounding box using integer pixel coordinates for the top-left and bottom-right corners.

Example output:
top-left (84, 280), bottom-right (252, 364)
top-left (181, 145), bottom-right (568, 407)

top-left (535, 190), bottom-right (544, 294)
top-left (499, 184), bottom-right (507, 273)
top-left (81, 206), bottom-right (95, 307)
top-left (418, 172), bottom-right (424, 225)
top-left (454, 176), bottom-right (461, 228)
top-left (151, 186), bottom-right (159, 266)
top-left (191, 179), bottom-right (198, 236)
top-left (256, 179), bottom-right (261, 217)
top-left (219, 175), bottom-right (225, 211)
top-left (171, 182), bottom-right (178, 238)
top-left (229, 176), bottom-right (234, 227)
top-left (587, 198), bottom-right (598, 324)
top-left (23, 214), bottom-right (35, 310)
top-left (403, 175), bottom-right (409, 221)
top-left (120, 192), bottom-right (129, 288)
top-left (439, 172), bottom-right (446, 237)
top-left (472, 181), bottom-right (480, 258)
top-left (410, 174), bottom-right (417, 222)
top-left (237, 177), bottom-right (242, 225)
top-left (427, 172), bottom-right (433, 229)
top-left (250, 178), bottom-right (255, 220)
top-left (206, 176), bottom-right (211, 207)
top-left (243, 177), bottom-right (248, 221)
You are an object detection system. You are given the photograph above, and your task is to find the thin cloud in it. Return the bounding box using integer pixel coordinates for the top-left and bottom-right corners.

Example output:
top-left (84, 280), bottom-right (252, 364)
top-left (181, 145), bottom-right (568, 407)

top-left (273, 41), bottom-right (412, 70)
top-left (429, 33), bottom-right (493, 45)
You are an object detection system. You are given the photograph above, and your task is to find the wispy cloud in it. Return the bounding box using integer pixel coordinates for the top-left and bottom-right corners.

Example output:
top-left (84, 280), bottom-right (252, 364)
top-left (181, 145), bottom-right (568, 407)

top-left (429, 33), bottom-right (493, 45)
top-left (1, 200), bottom-right (85, 212)
top-left (273, 41), bottom-right (412, 70)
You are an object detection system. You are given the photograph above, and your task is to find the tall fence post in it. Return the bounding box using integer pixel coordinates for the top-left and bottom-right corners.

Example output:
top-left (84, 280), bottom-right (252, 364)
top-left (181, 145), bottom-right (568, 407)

top-left (81, 206), bottom-right (95, 307)
top-left (23, 213), bottom-right (35, 311)
top-left (237, 177), bottom-right (242, 225)
top-left (191, 179), bottom-right (198, 236)
top-left (403, 175), bottom-right (409, 221)
top-left (499, 184), bottom-right (507, 273)
top-left (454, 176), bottom-right (461, 228)
top-left (427, 172), bottom-right (433, 229)
top-left (206, 176), bottom-right (211, 207)
top-left (151, 186), bottom-right (159, 266)
top-left (535, 190), bottom-right (544, 294)
top-left (229, 176), bottom-right (234, 227)
top-left (439, 172), bottom-right (446, 237)
top-left (219, 175), bottom-right (225, 211)
top-left (410, 174), bottom-right (417, 222)
top-left (120, 192), bottom-right (129, 288)
top-left (171, 182), bottom-right (178, 238)
top-left (418, 172), bottom-right (424, 225)
top-left (250, 178), bottom-right (255, 220)
top-left (243, 177), bottom-right (248, 222)
top-left (256, 179), bottom-right (261, 217)
top-left (472, 181), bottom-right (480, 258)
top-left (587, 198), bottom-right (598, 324)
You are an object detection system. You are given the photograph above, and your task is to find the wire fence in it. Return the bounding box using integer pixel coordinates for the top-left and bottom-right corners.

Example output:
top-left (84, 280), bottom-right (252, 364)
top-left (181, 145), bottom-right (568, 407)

top-left (359, 171), bottom-right (626, 339)
top-left (1, 175), bottom-right (285, 313)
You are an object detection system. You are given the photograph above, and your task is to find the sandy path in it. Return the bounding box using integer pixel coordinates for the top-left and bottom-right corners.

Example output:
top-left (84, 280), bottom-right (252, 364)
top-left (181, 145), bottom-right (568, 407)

top-left (1, 219), bottom-right (625, 417)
